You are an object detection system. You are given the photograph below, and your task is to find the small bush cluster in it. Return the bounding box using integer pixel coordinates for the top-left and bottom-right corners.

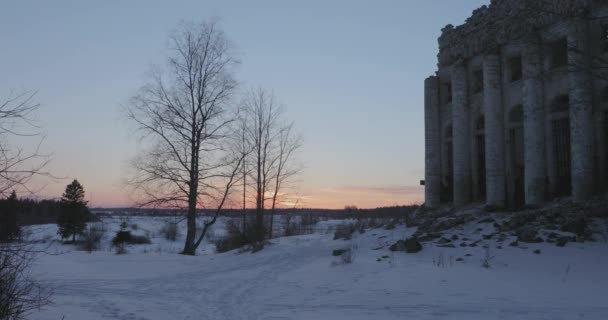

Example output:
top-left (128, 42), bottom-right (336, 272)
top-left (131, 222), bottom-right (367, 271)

top-left (340, 249), bottom-right (353, 264)
top-left (160, 221), bottom-right (179, 241)
top-left (212, 220), bottom-right (249, 253)
top-left (111, 230), bottom-right (151, 254)
top-left (383, 218), bottom-right (398, 230)
top-left (284, 214), bottom-right (317, 237)
top-left (112, 231), bottom-right (151, 246)
top-left (331, 245), bottom-right (356, 266)
top-left (334, 218), bottom-right (396, 240)
top-left (332, 218), bottom-right (395, 239)
top-left (300, 213), bottom-right (320, 226)
top-left (80, 223), bottom-right (106, 253)
top-left (333, 223), bottom-right (356, 240)
top-left (211, 220), bottom-right (268, 253)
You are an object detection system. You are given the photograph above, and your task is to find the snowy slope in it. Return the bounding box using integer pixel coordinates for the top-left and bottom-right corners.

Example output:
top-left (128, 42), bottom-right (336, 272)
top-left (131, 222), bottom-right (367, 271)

top-left (25, 217), bottom-right (608, 320)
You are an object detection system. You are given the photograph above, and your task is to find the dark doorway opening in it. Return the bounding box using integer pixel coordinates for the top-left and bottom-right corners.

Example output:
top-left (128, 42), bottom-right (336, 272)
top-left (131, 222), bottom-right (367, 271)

top-left (476, 117), bottom-right (486, 199)
top-left (510, 126), bottom-right (525, 208)
top-left (508, 105), bottom-right (524, 209)
top-left (551, 95), bottom-right (571, 198)
top-left (552, 117), bottom-right (571, 197)
top-left (442, 126), bottom-right (453, 203)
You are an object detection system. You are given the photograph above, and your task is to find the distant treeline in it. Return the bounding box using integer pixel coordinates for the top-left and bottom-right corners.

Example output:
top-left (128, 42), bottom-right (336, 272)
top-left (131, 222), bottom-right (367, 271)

top-left (92, 205), bottom-right (419, 220)
top-left (0, 197), bottom-right (64, 226)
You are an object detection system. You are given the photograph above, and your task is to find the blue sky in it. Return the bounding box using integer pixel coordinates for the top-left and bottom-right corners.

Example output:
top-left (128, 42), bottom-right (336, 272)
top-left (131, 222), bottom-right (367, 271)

top-left (0, 0), bottom-right (489, 208)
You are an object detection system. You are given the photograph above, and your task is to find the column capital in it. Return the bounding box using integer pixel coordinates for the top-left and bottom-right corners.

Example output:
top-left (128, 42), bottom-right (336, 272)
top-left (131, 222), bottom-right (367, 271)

top-left (424, 75), bottom-right (438, 86)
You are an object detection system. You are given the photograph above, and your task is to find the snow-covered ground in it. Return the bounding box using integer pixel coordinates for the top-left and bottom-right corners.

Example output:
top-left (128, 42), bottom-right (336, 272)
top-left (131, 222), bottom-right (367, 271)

top-left (23, 216), bottom-right (608, 320)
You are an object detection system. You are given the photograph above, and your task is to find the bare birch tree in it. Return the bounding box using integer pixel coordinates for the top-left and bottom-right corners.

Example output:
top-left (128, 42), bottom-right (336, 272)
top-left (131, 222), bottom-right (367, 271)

top-left (0, 90), bottom-right (51, 319)
top-left (0, 91), bottom-right (50, 196)
top-left (268, 123), bottom-right (302, 238)
top-left (240, 88), bottom-right (302, 241)
top-left (126, 20), bottom-right (242, 255)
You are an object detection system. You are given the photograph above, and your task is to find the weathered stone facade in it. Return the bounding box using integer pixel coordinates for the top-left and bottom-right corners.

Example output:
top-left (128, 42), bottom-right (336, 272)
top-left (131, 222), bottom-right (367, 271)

top-left (424, 0), bottom-right (608, 209)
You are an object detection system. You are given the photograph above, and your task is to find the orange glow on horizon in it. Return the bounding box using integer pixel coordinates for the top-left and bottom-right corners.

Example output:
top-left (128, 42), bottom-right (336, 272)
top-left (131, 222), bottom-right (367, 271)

top-left (99, 185), bottom-right (423, 209)
top-left (28, 178), bottom-right (423, 210)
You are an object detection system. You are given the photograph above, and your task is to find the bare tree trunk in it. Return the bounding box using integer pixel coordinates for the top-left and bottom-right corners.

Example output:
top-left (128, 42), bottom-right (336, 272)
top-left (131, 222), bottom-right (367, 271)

top-left (242, 157), bottom-right (247, 232)
top-left (255, 108), bottom-right (264, 237)
top-left (182, 182), bottom-right (198, 255)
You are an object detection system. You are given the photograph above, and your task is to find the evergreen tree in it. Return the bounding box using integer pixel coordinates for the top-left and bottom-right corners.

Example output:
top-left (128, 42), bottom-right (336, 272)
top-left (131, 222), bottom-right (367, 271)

top-left (57, 180), bottom-right (89, 242)
top-left (0, 190), bottom-right (20, 242)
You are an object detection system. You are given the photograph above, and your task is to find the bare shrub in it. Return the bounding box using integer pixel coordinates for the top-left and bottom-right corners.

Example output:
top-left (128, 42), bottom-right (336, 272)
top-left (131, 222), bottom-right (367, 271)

top-left (301, 213), bottom-right (320, 226)
top-left (333, 223), bottom-right (356, 240)
top-left (384, 218), bottom-right (398, 230)
top-left (367, 218), bottom-right (381, 230)
top-left (111, 230), bottom-right (150, 255)
top-left (114, 243), bottom-right (127, 255)
top-left (340, 249), bottom-right (353, 264)
top-left (331, 244), bottom-right (357, 266)
top-left (284, 214), bottom-right (317, 237)
top-left (481, 247), bottom-right (495, 268)
top-left (0, 244), bottom-right (51, 319)
top-left (212, 220), bottom-right (248, 253)
top-left (79, 223), bottom-right (106, 253)
top-left (354, 219), bottom-right (366, 234)
top-left (283, 214), bottom-right (297, 237)
top-left (160, 221), bottom-right (179, 241)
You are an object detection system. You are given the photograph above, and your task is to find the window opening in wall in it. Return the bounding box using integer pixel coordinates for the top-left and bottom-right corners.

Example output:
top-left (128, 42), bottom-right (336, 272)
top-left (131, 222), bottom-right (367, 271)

top-left (444, 125), bottom-right (453, 139)
top-left (603, 24), bottom-right (608, 53)
top-left (509, 56), bottom-right (522, 81)
top-left (473, 70), bottom-right (483, 94)
top-left (476, 116), bottom-right (485, 131)
top-left (550, 39), bottom-right (568, 68)
top-left (509, 105), bottom-right (523, 123)
top-left (552, 117), bottom-right (572, 197)
top-left (476, 116), bottom-right (485, 198)
top-left (442, 125), bottom-right (453, 203)
top-left (604, 111), bottom-right (608, 186)
top-left (446, 83), bottom-right (452, 103)
top-left (551, 95), bottom-right (570, 113)
top-left (509, 125), bottom-right (525, 208)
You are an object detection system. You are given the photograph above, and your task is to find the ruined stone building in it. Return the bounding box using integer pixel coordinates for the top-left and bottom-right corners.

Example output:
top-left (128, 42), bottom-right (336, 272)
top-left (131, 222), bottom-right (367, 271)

top-left (424, 0), bottom-right (608, 209)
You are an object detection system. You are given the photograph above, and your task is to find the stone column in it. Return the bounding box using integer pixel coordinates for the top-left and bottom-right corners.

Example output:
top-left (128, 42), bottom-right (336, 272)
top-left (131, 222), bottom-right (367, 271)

top-left (451, 61), bottom-right (471, 207)
top-left (424, 76), bottom-right (441, 209)
top-left (522, 36), bottom-right (547, 206)
top-left (483, 54), bottom-right (505, 208)
top-left (568, 20), bottom-right (595, 202)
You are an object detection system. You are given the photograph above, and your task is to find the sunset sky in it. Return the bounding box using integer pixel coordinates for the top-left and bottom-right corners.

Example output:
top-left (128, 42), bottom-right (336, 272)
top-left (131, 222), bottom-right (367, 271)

top-left (1, 0), bottom-right (489, 209)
